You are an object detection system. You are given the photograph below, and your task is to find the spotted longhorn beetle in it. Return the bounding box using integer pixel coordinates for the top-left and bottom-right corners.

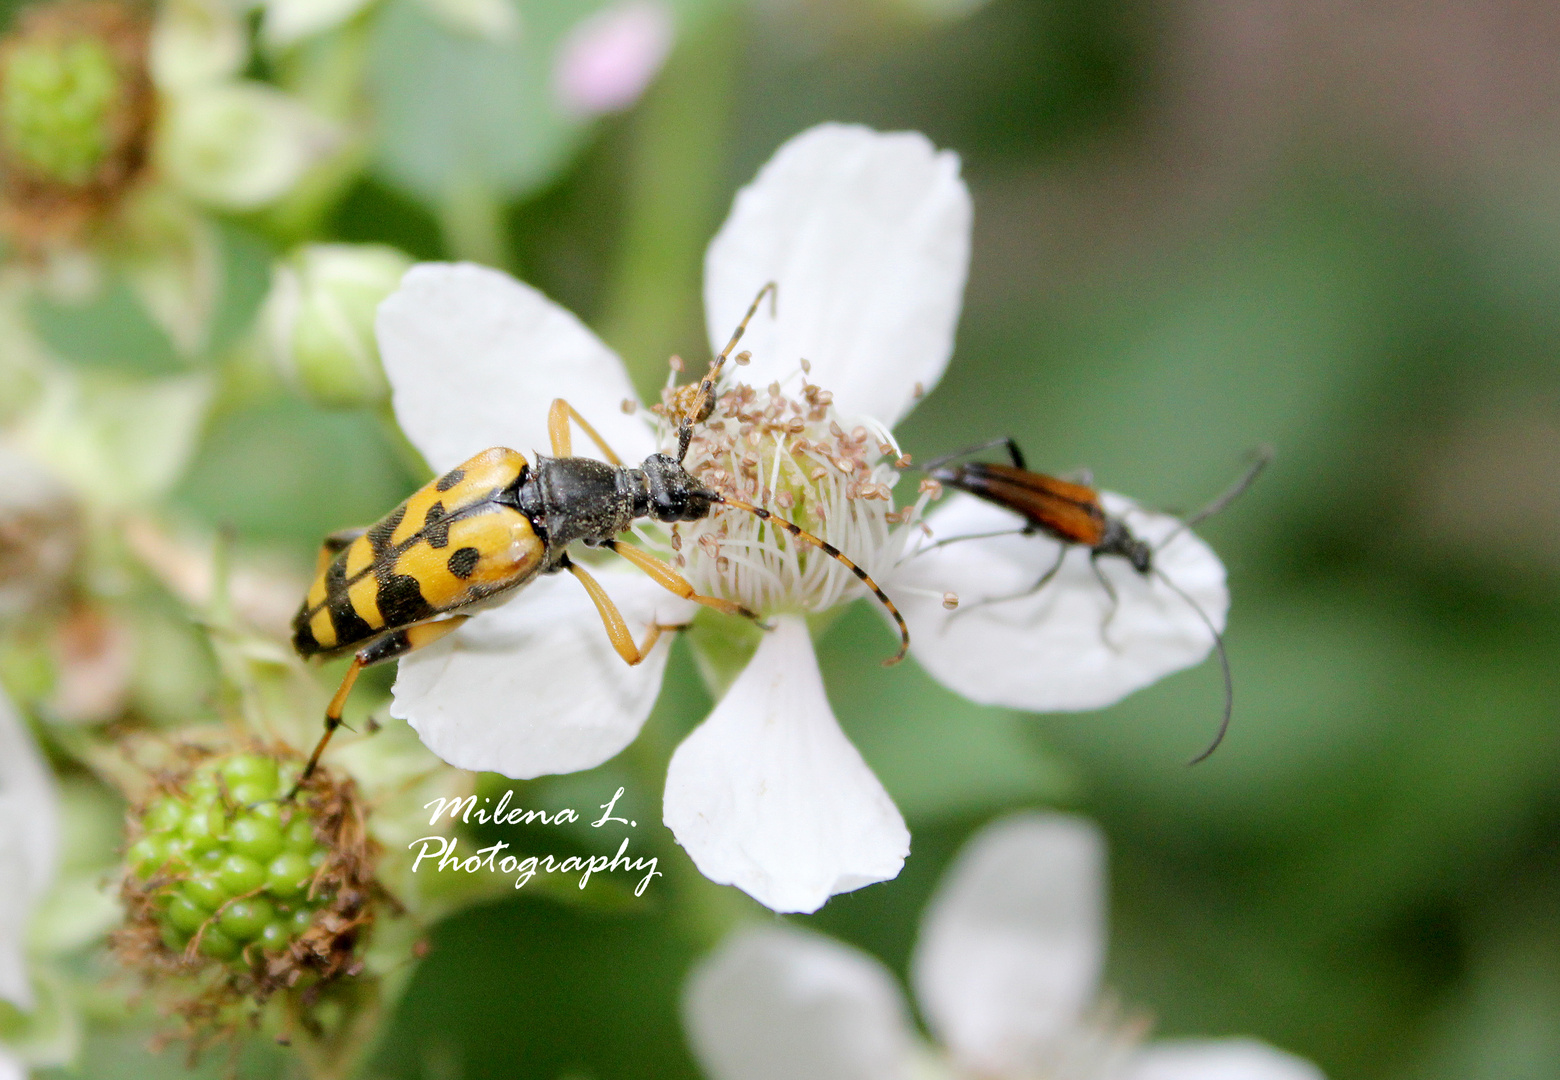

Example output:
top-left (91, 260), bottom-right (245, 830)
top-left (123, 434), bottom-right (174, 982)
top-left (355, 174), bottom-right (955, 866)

top-left (289, 284), bottom-right (910, 796)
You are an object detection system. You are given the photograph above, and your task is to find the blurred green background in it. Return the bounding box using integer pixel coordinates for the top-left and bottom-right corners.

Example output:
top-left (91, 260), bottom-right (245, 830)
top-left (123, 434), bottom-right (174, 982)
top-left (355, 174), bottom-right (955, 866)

top-left (12, 0), bottom-right (1560, 1077)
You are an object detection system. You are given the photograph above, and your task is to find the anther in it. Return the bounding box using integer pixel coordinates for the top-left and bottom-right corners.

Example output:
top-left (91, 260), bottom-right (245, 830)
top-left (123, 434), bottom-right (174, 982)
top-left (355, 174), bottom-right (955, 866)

top-left (669, 355), bottom-right (685, 372)
top-left (621, 398), bottom-right (638, 414)
top-left (799, 357), bottom-right (811, 373)
top-left (735, 350), bottom-right (751, 366)
top-left (918, 478), bottom-right (943, 498)
top-left (942, 592), bottom-right (959, 610)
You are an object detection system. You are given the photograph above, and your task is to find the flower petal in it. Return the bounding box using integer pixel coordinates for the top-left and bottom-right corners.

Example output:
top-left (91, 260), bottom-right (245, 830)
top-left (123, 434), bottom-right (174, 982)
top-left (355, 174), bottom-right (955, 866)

top-left (912, 813), bottom-right (1105, 1075)
top-left (390, 566), bottom-right (694, 778)
top-left (663, 616), bottom-right (908, 913)
top-left (1126, 1040), bottom-right (1327, 1080)
top-left (895, 492), bottom-right (1228, 711)
top-left (377, 263), bottom-right (655, 474)
top-left (0, 691), bottom-right (59, 1010)
top-left (703, 124), bottom-right (971, 428)
top-left (684, 925), bottom-right (918, 1080)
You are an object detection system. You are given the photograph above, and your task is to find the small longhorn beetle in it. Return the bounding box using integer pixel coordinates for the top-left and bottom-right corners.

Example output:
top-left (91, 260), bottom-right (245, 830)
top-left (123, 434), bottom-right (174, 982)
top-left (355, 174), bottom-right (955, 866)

top-left (920, 439), bottom-right (1271, 763)
top-left (288, 284), bottom-right (910, 796)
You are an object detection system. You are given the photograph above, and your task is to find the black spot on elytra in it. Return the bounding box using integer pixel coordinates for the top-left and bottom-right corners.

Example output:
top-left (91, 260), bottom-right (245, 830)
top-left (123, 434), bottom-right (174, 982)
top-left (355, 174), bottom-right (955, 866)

top-left (447, 547), bottom-right (481, 579)
top-left (292, 615), bottom-right (320, 657)
top-left (423, 501), bottom-right (451, 548)
top-left (435, 467), bottom-right (466, 492)
top-left (324, 558), bottom-right (376, 647)
top-left (367, 506), bottom-right (405, 554)
top-left (377, 573), bottom-right (434, 626)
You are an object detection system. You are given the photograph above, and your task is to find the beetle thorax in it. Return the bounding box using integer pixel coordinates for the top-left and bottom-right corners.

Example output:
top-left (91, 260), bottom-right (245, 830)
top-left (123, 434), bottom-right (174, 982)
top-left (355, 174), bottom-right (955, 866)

top-left (668, 377), bottom-right (908, 616)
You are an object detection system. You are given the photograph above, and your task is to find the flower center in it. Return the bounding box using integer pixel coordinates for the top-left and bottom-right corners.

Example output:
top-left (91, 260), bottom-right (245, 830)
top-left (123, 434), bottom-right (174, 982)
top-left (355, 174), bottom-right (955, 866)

top-left (665, 374), bottom-right (915, 617)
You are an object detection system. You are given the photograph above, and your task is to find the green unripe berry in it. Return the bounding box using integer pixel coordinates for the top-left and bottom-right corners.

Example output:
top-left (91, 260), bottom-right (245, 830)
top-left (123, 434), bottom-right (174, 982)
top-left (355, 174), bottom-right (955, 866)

top-left (283, 818), bottom-right (317, 852)
top-left (183, 872), bottom-right (226, 910)
top-left (124, 751), bottom-right (359, 974)
top-left (197, 926), bottom-right (240, 961)
top-left (229, 815), bottom-right (284, 861)
top-left (218, 898), bottom-right (275, 942)
top-left (126, 835), bottom-right (170, 876)
top-left (249, 800), bottom-right (283, 822)
top-left (266, 852), bottom-right (314, 898)
top-left (216, 853), bottom-right (266, 895)
top-left (166, 894), bottom-right (210, 935)
top-left (227, 783), bottom-right (272, 807)
top-left (220, 754), bottom-right (279, 792)
top-left (180, 805), bottom-right (228, 852)
top-left (143, 796), bottom-right (185, 834)
top-left (259, 921), bottom-right (293, 952)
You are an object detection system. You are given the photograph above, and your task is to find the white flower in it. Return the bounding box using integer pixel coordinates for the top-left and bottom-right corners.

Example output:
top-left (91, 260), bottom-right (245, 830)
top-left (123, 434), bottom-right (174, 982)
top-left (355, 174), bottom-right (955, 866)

top-left (684, 813), bottom-right (1326, 1080)
top-left (0, 689), bottom-right (60, 1014)
top-left (375, 122), bottom-right (971, 913)
top-left (892, 489), bottom-right (1230, 714)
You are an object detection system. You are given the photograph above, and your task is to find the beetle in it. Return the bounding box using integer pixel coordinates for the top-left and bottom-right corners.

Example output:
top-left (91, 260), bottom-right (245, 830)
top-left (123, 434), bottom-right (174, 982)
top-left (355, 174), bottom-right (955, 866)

top-left (918, 438), bottom-right (1271, 762)
top-left (288, 284), bottom-right (910, 795)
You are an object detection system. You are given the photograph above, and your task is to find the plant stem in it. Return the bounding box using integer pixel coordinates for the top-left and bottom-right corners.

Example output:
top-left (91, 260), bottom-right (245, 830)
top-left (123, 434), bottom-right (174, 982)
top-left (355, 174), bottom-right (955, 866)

top-left (437, 173), bottom-right (511, 270)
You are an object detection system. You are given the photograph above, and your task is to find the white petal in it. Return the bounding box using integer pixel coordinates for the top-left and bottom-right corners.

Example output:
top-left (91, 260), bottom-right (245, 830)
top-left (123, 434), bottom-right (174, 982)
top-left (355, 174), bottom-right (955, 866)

top-left (0, 1048), bottom-right (21, 1080)
top-left (703, 124), bottom-right (971, 428)
top-left (1126, 1040), bottom-right (1327, 1080)
top-left (895, 492), bottom-right (1228, 712)
top-left (391, 567), bottom-right (693, 778)
top-left (684, 925), bottom-right (918, 1080)
top-left (0, 691), bottom-right (59, 1010)
top-left (377, 263), bottom-right (655, 474)
top-left (912, 813), bottom-right (1105, 1075)
top-left (663, 616), bottom-right (908, 913)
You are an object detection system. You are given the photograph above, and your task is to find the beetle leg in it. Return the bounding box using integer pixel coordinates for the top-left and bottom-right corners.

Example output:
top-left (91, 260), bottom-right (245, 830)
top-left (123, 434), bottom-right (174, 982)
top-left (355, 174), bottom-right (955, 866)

top-left (315, 527), bottom-right (368, 576)
top-left (604, 540), bottom-right (771, 627)
top-left (563, 555), bottom-right (688, 666)
top-left (952, 541), bottom-right (1069, 618)
top-left (547, 398), bottom-right (623, 464)
top-left (1090, 551), bottom-right (1123, 651)
top-left (288, 617), bottom-right (468, 799)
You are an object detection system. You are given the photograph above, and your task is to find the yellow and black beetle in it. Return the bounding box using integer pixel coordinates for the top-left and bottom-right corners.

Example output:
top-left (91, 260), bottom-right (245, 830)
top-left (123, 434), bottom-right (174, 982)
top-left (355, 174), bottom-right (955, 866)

top-left (288, 285), bottom-right (910, 795)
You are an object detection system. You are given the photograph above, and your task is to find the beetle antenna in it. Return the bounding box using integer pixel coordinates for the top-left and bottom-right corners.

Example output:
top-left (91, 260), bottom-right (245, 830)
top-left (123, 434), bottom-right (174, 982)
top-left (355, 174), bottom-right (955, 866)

top-left (711, 493), bottom-right (909, 666)
top-left (1152, 569), bottom-right (1232, 764)
top-left (1155, 445), bottom-right (1273, 553)
top-left (678, 282), bottom-right (777, 462)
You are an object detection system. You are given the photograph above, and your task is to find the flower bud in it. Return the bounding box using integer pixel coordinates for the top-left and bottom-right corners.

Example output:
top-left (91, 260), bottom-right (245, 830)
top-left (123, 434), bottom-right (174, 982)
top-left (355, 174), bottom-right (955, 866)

top-left (261, 243), bottom-right (413, 407)
top-left (115, 747), bottom-right (378, 1003)
top-left (156, 81), bottom-right (339, 211)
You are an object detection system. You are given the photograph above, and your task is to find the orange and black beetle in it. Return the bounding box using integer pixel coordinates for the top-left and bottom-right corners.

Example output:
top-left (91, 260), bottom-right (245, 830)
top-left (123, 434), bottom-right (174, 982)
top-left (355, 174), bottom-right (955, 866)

top-left (289, 285), bottom-right (909, 794)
